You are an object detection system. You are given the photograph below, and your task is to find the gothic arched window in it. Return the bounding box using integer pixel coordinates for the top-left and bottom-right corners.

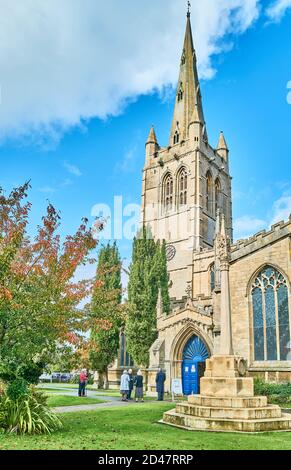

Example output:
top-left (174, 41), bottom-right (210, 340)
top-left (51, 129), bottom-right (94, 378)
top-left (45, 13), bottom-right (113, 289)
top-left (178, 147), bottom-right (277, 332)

top-left (181, 51), bottom-right (186, 66)
top-left (251, 266), bottom-right (290, 361)
top-left (178, 82), bottom-right (184, 102)
top-left (174, 131), bottom-right (180, 145)
top-left (210, 263), bottom-right (215, 292)
top-left (177, 168), bottom-right (188, 207)
top-left (206, 171), bottom-right (213, 215)
top-left (120, 332), bottom-right (134, 367)
top-left (215, 178), bottom-right (221, 214)
top-left (163, 173), bottom-right (173, 212)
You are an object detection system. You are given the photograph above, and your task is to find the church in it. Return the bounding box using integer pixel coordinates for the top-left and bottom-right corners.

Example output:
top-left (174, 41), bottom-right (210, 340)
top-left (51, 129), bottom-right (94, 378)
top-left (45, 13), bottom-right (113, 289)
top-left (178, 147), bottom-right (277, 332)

top-left (109, 11), bottom-right (291, 394)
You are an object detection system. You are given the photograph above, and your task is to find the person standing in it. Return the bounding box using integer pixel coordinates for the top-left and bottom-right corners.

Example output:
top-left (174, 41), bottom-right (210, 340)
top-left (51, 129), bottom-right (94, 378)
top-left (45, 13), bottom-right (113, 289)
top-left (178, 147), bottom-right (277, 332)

top-left (120, 370), bottom-right (130, 401)
top-left (134, 370), bottom-right (144, 403)
top-left (127, 369), bottom-right (134, 400)
top-left (156, 368), bottom-right (166, 401)
top-left (78, 369), bottom-right (87, 397)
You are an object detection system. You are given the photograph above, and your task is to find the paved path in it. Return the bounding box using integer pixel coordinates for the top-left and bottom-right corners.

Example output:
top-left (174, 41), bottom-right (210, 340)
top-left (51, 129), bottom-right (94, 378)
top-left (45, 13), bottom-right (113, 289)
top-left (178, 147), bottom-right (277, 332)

top-left (53, 400), bottom-right (131, 414)
top-left (38, 385), bottom-right (121, 403)
top-left (39, 384), bottom-right (174, 413)
top-left (53, 400), bottom-right (172, 414)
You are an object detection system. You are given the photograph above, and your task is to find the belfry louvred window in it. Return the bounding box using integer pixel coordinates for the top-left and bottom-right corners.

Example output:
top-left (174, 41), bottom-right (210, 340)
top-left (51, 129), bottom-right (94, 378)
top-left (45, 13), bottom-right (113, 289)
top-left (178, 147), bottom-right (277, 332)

top-left (163, 173), bottom-right (173, 212)
top-left (251, 266), bottom-right (290, 361)
top-left (206, 171), bottom-right (213, 215)
top-left (178, 168), bottom-right (188, 207)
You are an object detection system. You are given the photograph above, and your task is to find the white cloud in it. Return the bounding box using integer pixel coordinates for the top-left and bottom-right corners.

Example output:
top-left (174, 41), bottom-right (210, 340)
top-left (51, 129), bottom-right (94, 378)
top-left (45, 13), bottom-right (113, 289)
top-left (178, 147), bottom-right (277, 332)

top-left (38, 185), bottom-right (56, 194)
top-left (0, 0), bottom-right (260, 145)
top-left (234, 215), bottom-right (267, 239)
top-left (266, 0), bottom-right (291, 21)
top-left (234, 188), bottom-right (291, 240)
top-left (271, 194), bottom-right (291, 224)
top-left (116, 145), bottom-right (139, 174)
top-left (64, 162), bottom-right (82, 177)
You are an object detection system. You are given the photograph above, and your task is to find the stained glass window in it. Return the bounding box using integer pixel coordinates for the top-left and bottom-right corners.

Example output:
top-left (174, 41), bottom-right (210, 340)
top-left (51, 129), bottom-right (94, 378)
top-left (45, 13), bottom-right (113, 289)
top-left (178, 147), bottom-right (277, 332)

top-left (251, 266), bottom-right (290, 361)
top-left (252, 287), bottom-right (264, 361)
top-left (278, 284), bottom-right (290, 360)
top-left (265, 287), bottom-right (277, 360)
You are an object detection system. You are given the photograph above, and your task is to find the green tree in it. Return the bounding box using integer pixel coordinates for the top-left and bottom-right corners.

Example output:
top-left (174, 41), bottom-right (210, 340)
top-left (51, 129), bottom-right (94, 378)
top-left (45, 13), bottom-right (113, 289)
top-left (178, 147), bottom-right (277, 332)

top-left (157, 240), bottom-right (170, 315)
top-left (0, 183), bottom-right (103, 389)
top-left (89, 243), bottom-right (123, 388)
top-left (125, 227), bottom-right (170, 367)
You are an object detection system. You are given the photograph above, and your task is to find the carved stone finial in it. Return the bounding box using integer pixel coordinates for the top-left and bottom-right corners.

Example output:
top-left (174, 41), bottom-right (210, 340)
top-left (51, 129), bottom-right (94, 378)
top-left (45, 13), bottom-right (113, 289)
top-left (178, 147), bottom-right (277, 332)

top-left (186, 284), bottom-right (192, 299)
top-left (187, 1), bottom-right (191, 17)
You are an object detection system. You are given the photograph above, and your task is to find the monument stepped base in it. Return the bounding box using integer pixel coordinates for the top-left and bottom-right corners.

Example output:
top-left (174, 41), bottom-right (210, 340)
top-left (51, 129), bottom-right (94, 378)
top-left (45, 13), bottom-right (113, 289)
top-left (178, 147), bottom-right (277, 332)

top-left (162, 356), bottom-right (291, 433)
top-left (162, 402), bottom-right (291, 433)
top-left (162, 395), bottom-right (291, 432)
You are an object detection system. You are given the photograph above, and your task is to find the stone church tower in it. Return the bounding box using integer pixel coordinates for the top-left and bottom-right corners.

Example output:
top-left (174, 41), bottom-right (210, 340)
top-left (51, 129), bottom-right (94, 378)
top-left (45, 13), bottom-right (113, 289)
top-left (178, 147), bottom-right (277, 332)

top-left (108, 10), bottom-right (291, 392)
top-left (141, 12), bottom-right (233, 303)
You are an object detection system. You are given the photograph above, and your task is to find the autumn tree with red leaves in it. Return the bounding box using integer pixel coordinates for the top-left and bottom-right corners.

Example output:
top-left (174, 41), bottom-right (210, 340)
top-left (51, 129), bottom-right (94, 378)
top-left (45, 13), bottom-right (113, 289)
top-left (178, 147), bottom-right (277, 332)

top-left (0, 183), bottom-right (104, 386)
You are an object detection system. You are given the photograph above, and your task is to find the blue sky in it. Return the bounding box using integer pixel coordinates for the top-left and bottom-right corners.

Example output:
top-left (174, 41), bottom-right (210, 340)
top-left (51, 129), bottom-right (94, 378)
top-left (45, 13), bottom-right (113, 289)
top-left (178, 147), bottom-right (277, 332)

top-left (0, 0), bottom-right (290, 274)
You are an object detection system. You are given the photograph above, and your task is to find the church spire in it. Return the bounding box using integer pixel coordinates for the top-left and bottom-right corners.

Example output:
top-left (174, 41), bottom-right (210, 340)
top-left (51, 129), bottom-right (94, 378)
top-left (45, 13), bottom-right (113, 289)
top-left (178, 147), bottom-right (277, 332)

top-left (146, 126), bottom-right (158, 145)
top-left (217, 131), bottom-right (229, 160)
top-left (169, 12), bottom-right (205, 145)
top-left (145, 125), bottom-right (159, 162)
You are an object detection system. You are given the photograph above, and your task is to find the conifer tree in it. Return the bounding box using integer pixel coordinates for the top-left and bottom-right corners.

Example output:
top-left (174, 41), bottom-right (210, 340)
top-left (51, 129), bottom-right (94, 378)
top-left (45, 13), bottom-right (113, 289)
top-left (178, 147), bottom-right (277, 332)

top-left (90, 242), bottom-right (123, 388)
top-left (125, 227), bottom-right (170, 367)
top-left (157, 240), bottom-right (170, 315)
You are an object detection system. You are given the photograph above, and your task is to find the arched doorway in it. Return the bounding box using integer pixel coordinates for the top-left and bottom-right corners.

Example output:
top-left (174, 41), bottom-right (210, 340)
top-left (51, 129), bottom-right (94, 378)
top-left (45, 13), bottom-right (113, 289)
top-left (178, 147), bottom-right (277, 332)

top-left (182, 335), bottom-right (209, 395)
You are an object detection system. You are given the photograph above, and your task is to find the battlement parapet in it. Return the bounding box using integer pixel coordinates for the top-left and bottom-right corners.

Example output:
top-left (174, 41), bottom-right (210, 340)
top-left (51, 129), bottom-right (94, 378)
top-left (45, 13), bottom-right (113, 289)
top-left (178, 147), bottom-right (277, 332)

top-left (230, 216), bottom-right (291, 262)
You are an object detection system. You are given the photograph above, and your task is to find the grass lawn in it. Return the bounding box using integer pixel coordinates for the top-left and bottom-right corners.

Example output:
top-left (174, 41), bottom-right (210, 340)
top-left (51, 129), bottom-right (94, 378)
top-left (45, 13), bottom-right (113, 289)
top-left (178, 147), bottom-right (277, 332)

top-left (38, 384), bottom-right (118, 393)
top-left (38, 388), bottom-right (72, 394)
top-left (0, 403), bottom-right (291, 450)
top-left (46, 395), bottom-right (106, 408)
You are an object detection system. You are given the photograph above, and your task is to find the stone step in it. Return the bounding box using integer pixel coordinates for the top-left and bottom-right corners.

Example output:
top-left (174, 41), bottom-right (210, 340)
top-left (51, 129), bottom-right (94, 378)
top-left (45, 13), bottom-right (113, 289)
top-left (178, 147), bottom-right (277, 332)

top-left (176, 403), bottom-right (282, 420)
top-left (162, 409), bottom-right (291, 433)
top-left (188, 395), bottom-right (268, 408)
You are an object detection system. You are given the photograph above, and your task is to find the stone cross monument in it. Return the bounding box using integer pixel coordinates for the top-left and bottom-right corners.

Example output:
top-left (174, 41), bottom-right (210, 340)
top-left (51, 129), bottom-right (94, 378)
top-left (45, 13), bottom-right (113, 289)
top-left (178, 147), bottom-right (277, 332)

top-left (162, 212), bottom-right (291, 432)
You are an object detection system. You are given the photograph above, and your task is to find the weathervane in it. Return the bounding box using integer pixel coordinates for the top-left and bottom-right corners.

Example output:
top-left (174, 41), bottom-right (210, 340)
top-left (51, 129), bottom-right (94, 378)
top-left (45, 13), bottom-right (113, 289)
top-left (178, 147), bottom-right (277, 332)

top-left (187, 1), bottom-right (191, 17)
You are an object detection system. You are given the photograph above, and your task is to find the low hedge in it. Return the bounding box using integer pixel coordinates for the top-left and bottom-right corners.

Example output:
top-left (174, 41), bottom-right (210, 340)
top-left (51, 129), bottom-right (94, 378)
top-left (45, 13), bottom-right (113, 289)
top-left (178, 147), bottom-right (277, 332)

top-left (254, 378), bottom-right (291, 402)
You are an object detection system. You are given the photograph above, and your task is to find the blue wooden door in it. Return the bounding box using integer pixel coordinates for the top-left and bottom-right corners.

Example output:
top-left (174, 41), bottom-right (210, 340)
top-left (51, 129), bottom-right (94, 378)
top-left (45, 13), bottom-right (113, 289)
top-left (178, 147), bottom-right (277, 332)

top-left (182, 361), bottom-right (199, 395)
top-left (182, 336), bottom-right (209, 395)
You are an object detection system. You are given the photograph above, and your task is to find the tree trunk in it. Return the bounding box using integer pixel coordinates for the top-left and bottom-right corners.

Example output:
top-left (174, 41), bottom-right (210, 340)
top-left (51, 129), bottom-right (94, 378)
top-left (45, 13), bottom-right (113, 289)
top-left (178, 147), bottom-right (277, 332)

top-left (103, 368), bottom-right (109, 390)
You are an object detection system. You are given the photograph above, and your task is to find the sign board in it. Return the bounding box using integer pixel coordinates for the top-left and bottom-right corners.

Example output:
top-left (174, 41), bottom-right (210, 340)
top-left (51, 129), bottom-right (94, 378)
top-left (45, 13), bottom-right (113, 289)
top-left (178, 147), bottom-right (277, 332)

top-left (171, 378), bottom-right (183, 395)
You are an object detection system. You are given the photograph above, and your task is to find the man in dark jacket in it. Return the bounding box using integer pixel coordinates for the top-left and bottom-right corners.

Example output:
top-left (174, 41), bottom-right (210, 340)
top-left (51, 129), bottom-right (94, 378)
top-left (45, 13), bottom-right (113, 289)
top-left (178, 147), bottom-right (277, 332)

top-left (156, 368), bottom-right (166, 401)
top-left (127, 369), bottom-right (134, 400)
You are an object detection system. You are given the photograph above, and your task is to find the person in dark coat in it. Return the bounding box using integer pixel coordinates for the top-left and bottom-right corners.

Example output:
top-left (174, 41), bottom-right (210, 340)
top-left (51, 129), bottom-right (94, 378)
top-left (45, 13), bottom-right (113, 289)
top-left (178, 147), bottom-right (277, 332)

top-left (156, 368), bottom-right (166, 401)
top-left (127, 369), bottom-right (134, 400)
top-left (134, 369), bottom-right (144, 402)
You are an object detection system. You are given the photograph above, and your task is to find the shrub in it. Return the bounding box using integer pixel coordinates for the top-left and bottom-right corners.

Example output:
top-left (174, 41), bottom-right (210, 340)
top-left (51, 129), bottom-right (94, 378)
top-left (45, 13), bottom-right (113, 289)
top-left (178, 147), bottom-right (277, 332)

top-left (0, 390), bottom-right (62, 435)
top-left (70, 374), bottom-right (80, 384)
top-left (70, 373), bottom-right (94, 385)
top-left (7, 379), bottom-right (28, 401)
top-left (254, 378), bottom-right (291, 401)
top-left (87, 376), bottom-right (94, 385)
